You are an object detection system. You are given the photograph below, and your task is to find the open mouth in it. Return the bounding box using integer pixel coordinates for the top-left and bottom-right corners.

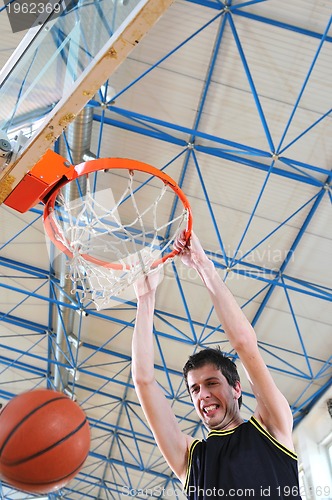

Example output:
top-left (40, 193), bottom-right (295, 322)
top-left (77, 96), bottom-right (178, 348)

top-left (203, 404), bottom-right (219, 416)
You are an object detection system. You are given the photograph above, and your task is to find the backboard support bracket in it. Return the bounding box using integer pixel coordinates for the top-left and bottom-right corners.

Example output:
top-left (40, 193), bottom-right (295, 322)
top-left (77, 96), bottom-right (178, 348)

top-left (4, 149), bottom-right (75, 213)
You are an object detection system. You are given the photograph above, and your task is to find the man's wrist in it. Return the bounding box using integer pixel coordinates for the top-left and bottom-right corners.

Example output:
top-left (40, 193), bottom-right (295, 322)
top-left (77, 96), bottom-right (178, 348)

top-left (193, 255), bottom-right (214, 272)
top-left (137, 289), bottom-right (157, 305)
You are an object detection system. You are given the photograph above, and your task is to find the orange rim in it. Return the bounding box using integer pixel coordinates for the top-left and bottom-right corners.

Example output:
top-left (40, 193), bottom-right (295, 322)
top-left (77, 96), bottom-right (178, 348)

top-left (43, 158), bottom-right (193, 269)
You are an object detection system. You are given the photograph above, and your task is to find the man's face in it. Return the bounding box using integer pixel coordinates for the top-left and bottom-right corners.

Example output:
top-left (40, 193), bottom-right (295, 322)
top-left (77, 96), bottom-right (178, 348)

top-left (187, 363), bottom-right (242, 430)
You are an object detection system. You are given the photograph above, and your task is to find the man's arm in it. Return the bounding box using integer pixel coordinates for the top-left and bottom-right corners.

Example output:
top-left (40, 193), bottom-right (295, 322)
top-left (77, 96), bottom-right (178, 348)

top-left (131, 271), bottom-right (193, 483)
top-left (175, 232), bottom-right (295, 450)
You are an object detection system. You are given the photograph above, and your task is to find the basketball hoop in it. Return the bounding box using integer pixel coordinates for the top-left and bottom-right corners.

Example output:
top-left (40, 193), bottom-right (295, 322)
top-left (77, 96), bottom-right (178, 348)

top-left (43, 158), bottom-right (192, 309)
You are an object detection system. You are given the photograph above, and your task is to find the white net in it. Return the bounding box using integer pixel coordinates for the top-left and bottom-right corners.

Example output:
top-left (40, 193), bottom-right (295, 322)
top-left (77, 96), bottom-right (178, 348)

top-left (45, 167), bottom-right (190, 309)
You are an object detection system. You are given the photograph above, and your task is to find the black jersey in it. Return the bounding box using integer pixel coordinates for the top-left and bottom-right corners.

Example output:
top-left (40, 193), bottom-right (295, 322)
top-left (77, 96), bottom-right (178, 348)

top-left (184, 416), bottom-right (302, 499)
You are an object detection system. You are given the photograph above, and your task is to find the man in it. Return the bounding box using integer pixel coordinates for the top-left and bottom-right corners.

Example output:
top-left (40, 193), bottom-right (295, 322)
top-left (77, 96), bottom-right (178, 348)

top-left (132, 231), bottom-right (302, 499)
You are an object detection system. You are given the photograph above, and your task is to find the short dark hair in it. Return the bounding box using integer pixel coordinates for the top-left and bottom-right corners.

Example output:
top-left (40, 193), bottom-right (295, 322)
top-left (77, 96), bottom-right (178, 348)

top-left (183, 347), bottom-right (242, 409)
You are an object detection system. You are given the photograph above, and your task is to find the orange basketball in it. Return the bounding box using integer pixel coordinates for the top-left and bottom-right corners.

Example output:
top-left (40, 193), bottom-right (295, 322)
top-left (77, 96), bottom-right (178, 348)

top-left (0, 389), bottom-right (90, 494)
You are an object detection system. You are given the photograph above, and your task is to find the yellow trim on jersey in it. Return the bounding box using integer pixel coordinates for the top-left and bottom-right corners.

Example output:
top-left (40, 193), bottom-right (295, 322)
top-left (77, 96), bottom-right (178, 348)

top-left (185, 423), bottom-right (244, 492)
top-left (184, 439), bottom-right (200, 492)
top-left (207, 422), bottom-right (242, 438)
top-left (249, 416), bottom-right (298, 461)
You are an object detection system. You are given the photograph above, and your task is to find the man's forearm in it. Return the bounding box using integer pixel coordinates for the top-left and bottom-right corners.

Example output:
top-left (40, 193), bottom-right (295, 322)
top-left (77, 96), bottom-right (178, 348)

top-left (132, 291), bottom-right (157, 385)
top-left (194, 259), bottom-right (256, 350)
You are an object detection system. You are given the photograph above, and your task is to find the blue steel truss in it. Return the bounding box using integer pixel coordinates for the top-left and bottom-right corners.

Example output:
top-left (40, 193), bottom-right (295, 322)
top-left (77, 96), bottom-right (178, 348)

top-left (0, 0), bottom-right (331, 498)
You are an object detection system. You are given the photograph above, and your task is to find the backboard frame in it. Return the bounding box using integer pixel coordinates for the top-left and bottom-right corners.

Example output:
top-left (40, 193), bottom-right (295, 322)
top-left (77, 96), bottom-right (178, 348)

top-left (0, 0), bottom-right (174, 205)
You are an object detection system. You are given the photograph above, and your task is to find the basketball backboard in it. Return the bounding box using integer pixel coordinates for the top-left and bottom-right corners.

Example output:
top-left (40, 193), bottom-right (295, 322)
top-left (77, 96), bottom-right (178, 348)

top-left (0, 0), bottom-right (173, 209)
